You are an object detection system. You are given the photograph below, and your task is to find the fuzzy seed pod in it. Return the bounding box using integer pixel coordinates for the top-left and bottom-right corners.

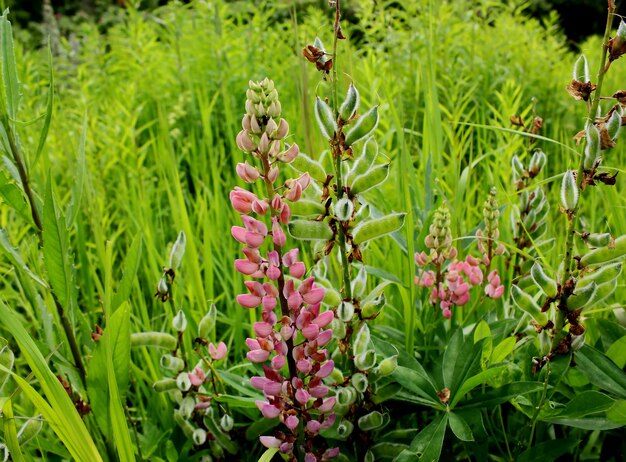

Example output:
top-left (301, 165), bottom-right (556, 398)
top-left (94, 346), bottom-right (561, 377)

top-left (566, 282), bottom-right (597, 310)
top-left (573, 54), bottom-right (590, 82)
top-left (339, 83), bottom-right (360, 121)
top-left (580, 235), bottom-right (626, 266)
top-left (560, 170), bottom-right (578, 211)
top-left (350, 163), bottom-right (390, 195)
top-left (510, 285), bottom-right (548, 325)
top-left (352, 213), bottom-right (406, 245)
top-left (131, 332), bottom-right (178, 350)
top-left (344, 105), bottom-right (379, 146)
top-left (288, 220), bottom-right (334, 241)
top-left (315, 97), bottom-right (337, 140)
top-left (584, 123), bottom-right (600, 169)
top-left (530, 262), bottom-right (558, 299)
top-left (358, 411), bottom-right (384, 431)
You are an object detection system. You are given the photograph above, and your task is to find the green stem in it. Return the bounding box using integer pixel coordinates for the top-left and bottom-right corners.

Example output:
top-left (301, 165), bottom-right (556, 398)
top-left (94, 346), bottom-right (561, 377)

top-left (551, 5), bottom-right (614, 353)
top-left (6, 120), bottom-right (86, 387)
top-left (329, 0), bottom-right (352, 301)
top-left (527, 362), bottom-right (551, 450)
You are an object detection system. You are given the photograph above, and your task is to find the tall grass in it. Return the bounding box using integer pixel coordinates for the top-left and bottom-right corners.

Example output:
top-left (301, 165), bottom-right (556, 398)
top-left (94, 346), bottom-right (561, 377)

top-left (1, 0), bottom-right (625, 459)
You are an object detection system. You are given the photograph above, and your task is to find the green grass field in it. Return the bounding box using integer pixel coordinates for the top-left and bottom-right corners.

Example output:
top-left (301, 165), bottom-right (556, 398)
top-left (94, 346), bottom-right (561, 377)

top-left (0, 1), bottom-right (625, 460)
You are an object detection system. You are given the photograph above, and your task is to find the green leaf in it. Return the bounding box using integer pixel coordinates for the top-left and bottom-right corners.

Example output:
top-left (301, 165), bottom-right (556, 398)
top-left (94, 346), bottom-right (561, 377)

top-left (458, 382), bottom-right (545, 409)
top-left (0, 11), bottom-right (20, 120)
top-left (474, 320), bottom-right (492, 368)
top-left (0, 169), bottom-right (30, 223)
top-left (33, 42), bottom-right (54, 166)
top-left (491, 337), bottom-right (516, 364)
top-left (105, 304), bottom-right (134, 461)
top-left (443, 329), bottom-right (483, 398)
top-left (214, 395), bottom-right (260, 409)
top-left (606, 335), bottom-right (626, 368)
top-left (111, 234), bottom-right (143, 313)
top-left (607, 400), bottom-right (626, 425)
top-left (576, 344), bottom-right (626, 399)
top-left (0, 337), bottom-right (13, 390)
top-left (0, 229), bottom-right (47, 288)
top-left (542, 391), bottom-right (621, 430)
top-left (0, 301), bottom-right (102, 461)
top-left (43, 177), bottom-right (73, 311)
top-left (258, 448), bottom-right (279, 462)
top-left (2, 399), bottom-right (26, 462)
top-left (448, 412), bottom-right (474, 441)
top-left (450, 366), bottom-right (508, 408)
top-left (393, 366), bottom-right (440, 407)
top-left (66, 115), bottom-right (86, 228)
top-left (517, 437), bottom-right (579, 462)
top-left (395, 414), bottom-right (448, 462)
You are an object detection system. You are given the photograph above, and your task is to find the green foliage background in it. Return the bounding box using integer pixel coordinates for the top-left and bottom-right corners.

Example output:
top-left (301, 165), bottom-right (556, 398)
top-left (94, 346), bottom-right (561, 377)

top-left (0, 0), bottom-right (625, 460)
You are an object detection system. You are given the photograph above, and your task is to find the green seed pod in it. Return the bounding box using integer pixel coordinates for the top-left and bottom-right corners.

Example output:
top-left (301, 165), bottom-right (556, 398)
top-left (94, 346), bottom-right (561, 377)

top-left (580, 235), bottom-right (626, 266)
top-left (131, 332), bottom-right (178, 350)
top-left (345, 106), bottom-right (379, 146)
top-left (578, 262), bottom-right (622, 288)
top-left (331, 318), bottom-right (347, 339)
top-left (355, 350), bottom-right (377, 371)
top-left (179, 396), bottom-right (196, 419)
top-left (573, 54), bottom-right (589, 82)
top-left (220, 414), bottom-right (234, 432)
top-left (349, 137), bottom-right (378, 181)
top-left (193, 428), bottom-right (207, 446)
top-left (339, 83), bottom-right (360, 121)
top-left (584, 123), bottom-right (601, 169)
top-left (17, 416), bottom-right (43, 445)
top-left (315, 97), bottom-right (337, 140)
top-left (351, 372), bottom-right (368, 393)
top-left (290, 152), bottom-right (327, 183)
top-left (587, 278), bottom-right (618, 308)
top-left (323, 287), bottom-right (342, 307)
top-left (176, 372), bottom-right (192, 392)
top-left (153, 378), bottom-right (178, 392)
top-left (353, 324), bottom-right (371, 356)
top-left (173, 310), bottom-right (188, 332)
top-left (586, 233), bottom-right (613, 248)
top-left (530, 149), bottom-right (547, 173)
top-left (530, 262), bottom-right (558, 298)
top-left (169, 231), bottom-right (186, 270)
top-left (351, 266), bottom-right (368, 299)
top-left (161, 354), bottom-right (185, 372)
top-left (361, 292), bottom-right (386, 318)
top-left (618, 20), bottom-right (626, 40)
top-left (337, 419), bottom-right (354, 439)
top-left (198, 303), bottom-right (217, 340)
top-left (352, 213), bottom-right (406, 245)
top-left (560, 170), bottom-right (578, 211)
top-left (350, 163), bottom-right (390, 196)
top-left (566, 282), bottom-right (597, 310)
top-left (330, 367), bottom-right (344, 384)
top-left (337, 301), bottom-right (355, 322)
top-left (377, 355), bottom-right (398, 377)
top-left (358, 411), bottom-right (384, 431)
top-left (336, 386), bottom-right (357, 406)
top-left (607, 110), bottom-right (621, 140)
top-left (511, 285), bottom-right (549, 325)
top-left (288, 220), bottom-right (334, 241)
top-left (511, 155), bottom-right (525, 180)
top-left (290, 199), bottom-right (326, 217)
top-left (364, 451), bottom-right (375, 462)
top-left (334, 197), bottom-right (354, 221)
top-left (174, 411), bottom-right (195, 438)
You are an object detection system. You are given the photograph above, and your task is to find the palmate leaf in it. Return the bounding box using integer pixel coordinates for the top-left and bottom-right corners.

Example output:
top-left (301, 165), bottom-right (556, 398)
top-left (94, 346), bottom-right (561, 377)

top-left (0, 301), bottom-right (102, 461)
top-left (576, 344), bottom-right (626, 399)
top-left (393, 414), bottom-right (448, 462)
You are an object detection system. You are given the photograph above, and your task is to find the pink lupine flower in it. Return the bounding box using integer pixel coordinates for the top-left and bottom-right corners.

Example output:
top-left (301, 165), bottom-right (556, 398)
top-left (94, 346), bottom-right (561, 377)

top-left (272, 218), bottom-right (287, 246)
top-left (295, 388), bottom-right (311, 405)
top-left (256, 401), bottom-right (281, 419)
top-left (279, 202), bottom-right (291, 223)
top-left (306, 419), bottom-right (322, 434)
top-left (236, 161), bottom-right (260, 183)
top-left (323, 448), bottom-right (341, 459)
top-left (485, 270), bottom-right (505, 299)
top-left (252, 199), bottom-right (269, 215)
top-left (267, 165), bottom-right (279, 183)
top-left (259, 436), bottom-right (282, 449)
top-left (277, 142), bottom-right (300, 163)
top-left (305, 453), bottom-right (317, 462)
top-left (230, 187), bottom-right (258, 214)
top-left (247, 349), bottom-right (271, 363)
top-left (285, 415), bottom-right (299, 430)
top-left (318, 397), bottom-right (336, 413)
top-left (208, 342), bottom-right (227, 360)
top-left (188, 367), bottom-right (206, 386)
top-left (284, 181), bottom-right (303, 202)
top-left (316, 360), bottom-right (334, 378)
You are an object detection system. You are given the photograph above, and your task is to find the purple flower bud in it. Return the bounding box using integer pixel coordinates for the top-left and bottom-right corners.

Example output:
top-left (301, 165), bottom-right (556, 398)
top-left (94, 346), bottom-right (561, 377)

top-left (305, 453), bottom-right (317, 462)
top-left (316, 360), bottom-right (334, 378)
top-left (318, 397), bottom-right (336, 413)
top-left (309, 385), bottom-right (329, 398)
top-left (250, 376), bottom-right (270, 390)
top-left (247, 349), bottom-right (270, 363)
top-left (306, 419), bottom-right (322, 434)
top-left (302, 323), bottom-right (320, 340)
top-left (263, 380), bottom-right (283, 396)
top-left (295, 388), bottom-right (311, 405)
top-left (297, 359), bottom-right (313, 374)
top-left (320, 413), bottom-right (336, 430)
top-left (254, 322), bottom-right (274, 337)
top-left (317, 329), bottom-right (333, 346)
top-left (256, 401), bottom-right (281, 419)
top-left (285, 415), bottom-right (299, 430)
top-left (259, 436), bottom-right (281, 448)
